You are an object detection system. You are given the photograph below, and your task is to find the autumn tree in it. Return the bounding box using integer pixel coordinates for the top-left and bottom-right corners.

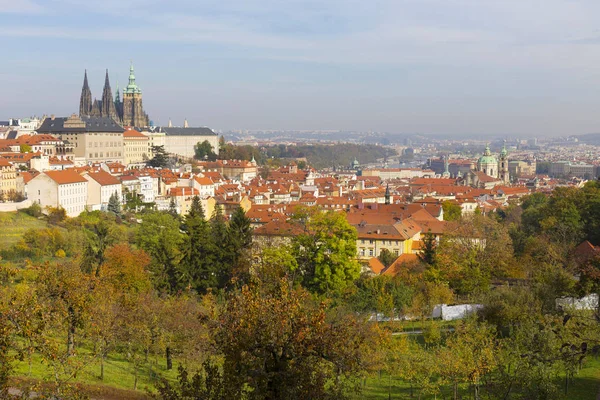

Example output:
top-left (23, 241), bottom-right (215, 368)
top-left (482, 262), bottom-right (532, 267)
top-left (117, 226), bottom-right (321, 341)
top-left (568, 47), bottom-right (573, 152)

top-left (215, 279), bottom-right (381, 399)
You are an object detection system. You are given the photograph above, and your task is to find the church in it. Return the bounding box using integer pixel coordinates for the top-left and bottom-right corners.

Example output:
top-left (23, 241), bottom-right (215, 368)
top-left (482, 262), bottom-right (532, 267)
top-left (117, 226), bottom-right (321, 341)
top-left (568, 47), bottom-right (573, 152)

top-left (463, 144), bottom-right (510, 188)
top-left (79, 64), bottom-right (150, 127)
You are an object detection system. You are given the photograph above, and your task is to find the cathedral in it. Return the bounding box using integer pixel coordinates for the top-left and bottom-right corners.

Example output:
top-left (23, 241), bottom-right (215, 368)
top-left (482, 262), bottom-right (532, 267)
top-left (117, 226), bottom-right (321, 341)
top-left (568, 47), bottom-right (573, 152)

top-left (79, 64), bottom-right (150, 127)
top-left (463, 144), bottom-right (510, 188)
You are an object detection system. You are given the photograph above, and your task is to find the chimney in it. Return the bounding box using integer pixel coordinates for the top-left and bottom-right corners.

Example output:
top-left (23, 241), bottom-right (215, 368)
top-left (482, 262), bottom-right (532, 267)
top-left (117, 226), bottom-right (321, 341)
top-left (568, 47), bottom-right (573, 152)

top-left (183, 118), bottom-right (189, 128)
top-left (51, 114), bottom-right (55, 121)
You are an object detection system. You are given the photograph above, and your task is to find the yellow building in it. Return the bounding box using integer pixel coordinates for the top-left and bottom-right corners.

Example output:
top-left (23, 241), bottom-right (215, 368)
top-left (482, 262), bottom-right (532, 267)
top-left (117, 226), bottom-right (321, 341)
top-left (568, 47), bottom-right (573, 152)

top-left (353, 219), bottom-right (421, 260)
top-left (123, 128), bottom-right (150, 165)
top-left (0, 157), bottom-right (17, 197)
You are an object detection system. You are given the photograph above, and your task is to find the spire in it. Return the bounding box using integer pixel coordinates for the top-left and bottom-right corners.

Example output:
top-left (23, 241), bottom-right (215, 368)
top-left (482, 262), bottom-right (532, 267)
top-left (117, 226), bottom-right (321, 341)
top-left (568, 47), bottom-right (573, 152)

top-left (125, 62), bottom-right (140, 94)
top-left (484, 143), bottom-right (491, 156)
top-left (79, 69), bottom-right (92, 117)
top-left (101, 69), bottom-right (118, 120)
top-left (184, 118), bottom-right (189, 128)
top-left (168, 118), bottom-right (172, 128)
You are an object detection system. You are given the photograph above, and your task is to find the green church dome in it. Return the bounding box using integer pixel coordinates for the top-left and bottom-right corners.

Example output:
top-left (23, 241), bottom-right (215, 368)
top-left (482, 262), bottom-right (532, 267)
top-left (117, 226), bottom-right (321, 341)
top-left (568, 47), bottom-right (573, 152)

top-left (478, 144), bottom-right (497, 165)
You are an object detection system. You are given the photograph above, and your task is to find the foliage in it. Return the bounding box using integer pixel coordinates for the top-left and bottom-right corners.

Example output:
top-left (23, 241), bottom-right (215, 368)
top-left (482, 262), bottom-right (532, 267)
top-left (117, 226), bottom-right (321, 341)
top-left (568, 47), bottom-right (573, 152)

top-left (107, 192), bottom-right (121, 215)
top-left (147, 145), bottom-right (170, 168)
top-left (216, 279), bottom-right (382, 399)
top-left (24, 202), bottom-right (43, 218)
top-left (292, 207), bottom-right (361, 294)
top-left (47, 206), bottom-right (67, 224)
top-left (377, 248), bottom-right (396, 268)
top-left (442, 200), bottom-right (462, 221)
top-left (194, 140), bottom-right (217, 161)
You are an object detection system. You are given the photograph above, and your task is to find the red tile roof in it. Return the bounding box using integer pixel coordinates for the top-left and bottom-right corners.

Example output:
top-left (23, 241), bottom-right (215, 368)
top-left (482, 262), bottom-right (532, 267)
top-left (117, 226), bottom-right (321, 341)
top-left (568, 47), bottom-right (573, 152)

top-left (43, 170), bottom-right (87, 185)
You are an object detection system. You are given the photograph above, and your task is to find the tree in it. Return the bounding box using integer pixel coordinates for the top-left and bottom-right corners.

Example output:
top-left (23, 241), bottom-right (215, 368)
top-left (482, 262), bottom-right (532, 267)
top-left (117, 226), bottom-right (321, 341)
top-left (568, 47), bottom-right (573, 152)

top-left (442, 200), bottom-right (462, 221)
top-left (148, 145), bottom-right (169, 168)
top-left (20, 143), bottom-right (32, 153)
top-left (418, 231), bottom-right (438, 266)
top-left (228, 206), bottom-right (253, 280)
top-left (136, 211), bottom-right (184, 293)
top-left (168, 197), bottom-right (178, 217)
top-left (215, 279), bottom-right (381, 399)
top-left (107, 192), bottom-right (121, 215)
top-left (377, 248), bottom-right (396, 268)
top-left (292, 208), bottom-right (361, 293)
top-left (194, 140), bottom-right (217, 161)
top-left (47, 206), bottom-right (67, 224)
top-left (181, 196), bottom-right (216, 293)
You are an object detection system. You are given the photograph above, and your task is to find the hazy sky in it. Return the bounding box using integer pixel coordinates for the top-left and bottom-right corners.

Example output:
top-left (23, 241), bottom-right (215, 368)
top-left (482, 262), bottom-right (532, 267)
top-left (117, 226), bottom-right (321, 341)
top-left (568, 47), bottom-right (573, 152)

top-left (2, 0), bottom-right (600, 135)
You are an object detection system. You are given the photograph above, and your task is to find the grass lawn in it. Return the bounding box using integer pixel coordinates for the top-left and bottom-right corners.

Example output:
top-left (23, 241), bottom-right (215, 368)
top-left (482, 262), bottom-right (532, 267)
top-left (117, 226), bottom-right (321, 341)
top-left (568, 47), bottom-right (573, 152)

top-left (0, 211), bottom-right (47, 250)
top-left (355, 357), bottom-right (600, 400)
top-left (10, 343), bottom-right (180, 399)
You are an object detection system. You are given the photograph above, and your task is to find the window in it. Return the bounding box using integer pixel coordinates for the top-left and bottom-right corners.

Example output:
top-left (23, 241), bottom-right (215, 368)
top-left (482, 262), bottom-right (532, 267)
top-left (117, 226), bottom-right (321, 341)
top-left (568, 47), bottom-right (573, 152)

top-left (369, 249), bottom-right (374, 256)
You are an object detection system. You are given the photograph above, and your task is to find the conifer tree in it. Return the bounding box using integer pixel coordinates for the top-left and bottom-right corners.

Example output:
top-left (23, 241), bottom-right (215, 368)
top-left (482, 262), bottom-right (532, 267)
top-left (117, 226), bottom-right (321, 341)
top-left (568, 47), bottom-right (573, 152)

top-left (181, 196), bottom-right (216, 292)
top-left (107, 192), bottom-right (121, 215)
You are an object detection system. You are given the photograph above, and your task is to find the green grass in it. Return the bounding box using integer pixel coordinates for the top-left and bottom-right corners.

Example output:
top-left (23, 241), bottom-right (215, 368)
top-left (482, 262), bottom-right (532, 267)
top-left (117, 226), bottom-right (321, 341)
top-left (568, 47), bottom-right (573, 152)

top-left (10, 339), bottom-right (180, 399)
top-left (0, 211), bottom-right (47, 250)
top-left (355, 357), bottom-right (600, 400)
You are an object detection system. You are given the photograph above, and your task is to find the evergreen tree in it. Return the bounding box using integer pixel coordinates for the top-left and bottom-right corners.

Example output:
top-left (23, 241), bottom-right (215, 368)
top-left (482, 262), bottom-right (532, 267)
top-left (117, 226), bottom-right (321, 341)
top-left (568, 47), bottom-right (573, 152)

top-left (168, 197), bottom-right (178, 218)
top-left (148, 145), bottom-right (169, 168)
top-left (418, 231), bottom-right (438, 266)
top-left (181, 196), bottom-right (216, 293)
top-left (210, 204), bottom-right (231, 287)
top-left (107, 192), bottom-right (121, 215)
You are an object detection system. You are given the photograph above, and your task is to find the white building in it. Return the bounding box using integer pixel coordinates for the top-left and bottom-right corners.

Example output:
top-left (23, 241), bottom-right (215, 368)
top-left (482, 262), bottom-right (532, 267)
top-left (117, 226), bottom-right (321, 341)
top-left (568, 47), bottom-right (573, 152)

top-left (84, 170), bottom-right (122, 211)
top-left (27, 170), bottom-right (88, 217)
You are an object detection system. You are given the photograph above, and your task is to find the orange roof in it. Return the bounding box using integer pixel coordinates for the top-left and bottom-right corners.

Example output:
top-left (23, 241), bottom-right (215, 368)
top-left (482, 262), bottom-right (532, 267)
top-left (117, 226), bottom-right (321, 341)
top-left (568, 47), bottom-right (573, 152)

top-left (194, 176), bottom-right (214, 185)
top-left (368, 257), bottom-right (386, 274)
top-left (86, 170), bottom-right (121, 186)
top-left (0, 157), bottom-right (11, 167)
top-left (253, 220), bottom-right (304, 237)
top-left (43, 170), bottom-right (87, 185)
top-left (381, 254), bottom-right (420, 276)
top-left (123, 129), bottom-right (148, 139)
top-left (169, 187), bottom-right (200, 197)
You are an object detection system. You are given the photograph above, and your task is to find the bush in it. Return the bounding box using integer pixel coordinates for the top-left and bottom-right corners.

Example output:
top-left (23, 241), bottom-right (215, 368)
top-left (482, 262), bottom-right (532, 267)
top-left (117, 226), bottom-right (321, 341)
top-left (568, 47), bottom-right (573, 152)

top-left (24, 202), bottom-right (43, 218)
top-left (47, 207), bottom-right (67, 225)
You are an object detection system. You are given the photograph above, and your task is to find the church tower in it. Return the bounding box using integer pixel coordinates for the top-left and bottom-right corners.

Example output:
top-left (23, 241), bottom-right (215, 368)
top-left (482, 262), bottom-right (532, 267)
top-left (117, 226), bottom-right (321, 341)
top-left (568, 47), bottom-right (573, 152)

top-left (79, 70), bottom-right (92, 117)
top-left (114, 81), bottom-right (123, 123)
top-left (499, 143), bottom-right (510, 184)
top-left (122, 63), bottom-right (150, 127)
top-left (100, 70), bottom-right (119, 121)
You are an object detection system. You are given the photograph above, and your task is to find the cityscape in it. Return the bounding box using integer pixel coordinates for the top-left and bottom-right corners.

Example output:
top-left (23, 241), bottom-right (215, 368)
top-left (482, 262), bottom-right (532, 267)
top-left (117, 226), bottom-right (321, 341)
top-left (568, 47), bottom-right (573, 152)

top-left (1, 1), bottom-right (600, 400)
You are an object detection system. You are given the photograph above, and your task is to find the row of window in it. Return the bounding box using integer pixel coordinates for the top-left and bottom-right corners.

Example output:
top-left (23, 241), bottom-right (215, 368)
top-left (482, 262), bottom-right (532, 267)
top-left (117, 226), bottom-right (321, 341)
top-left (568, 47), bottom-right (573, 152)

top-left (88, 152), bottom-right (122, 158)
top-left (360, 239), bottom-right (400, 245)
top-left (359, 248), bottom-right (401, 257)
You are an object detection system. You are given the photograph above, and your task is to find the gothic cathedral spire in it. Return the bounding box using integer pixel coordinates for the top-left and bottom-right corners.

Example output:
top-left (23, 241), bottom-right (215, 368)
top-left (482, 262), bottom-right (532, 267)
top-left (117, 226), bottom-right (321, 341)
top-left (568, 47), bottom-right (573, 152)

top-left (101, 69), bottom-right (119, 121)
top-left (79, 70), bottom-right (92, 117)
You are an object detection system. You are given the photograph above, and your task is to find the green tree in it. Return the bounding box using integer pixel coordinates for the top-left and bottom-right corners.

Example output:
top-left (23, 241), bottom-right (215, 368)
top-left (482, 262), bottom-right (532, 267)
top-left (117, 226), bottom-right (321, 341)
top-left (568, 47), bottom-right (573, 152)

top-left (136, 211), bottom-right (184, 293)
top-left (194, 140), bottom-right (217, 161)
top-left (227, 206), bottom-right (253, 280)
top-left (377, 248), bottom-right (396, 268)
top-left (107, 192), bottom-right (121, 215)
top-left (20, 143), bottom-right (32, 153)
top-left (292, 208), bottom-right (361, 293)
top-left (148, 145), bottom-right (169, 168)
top-left (442, 200), bottom-right (462, 221)
top-left (418, 231), bottom-right (438, 266)
top-left (181, 196), bottom-right (216, 293)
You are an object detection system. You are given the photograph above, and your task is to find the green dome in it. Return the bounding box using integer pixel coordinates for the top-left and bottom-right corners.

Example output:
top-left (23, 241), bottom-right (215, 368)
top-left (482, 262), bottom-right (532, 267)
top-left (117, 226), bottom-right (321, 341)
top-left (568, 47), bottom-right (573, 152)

top-left (478, 144), bottom-right (497, 165)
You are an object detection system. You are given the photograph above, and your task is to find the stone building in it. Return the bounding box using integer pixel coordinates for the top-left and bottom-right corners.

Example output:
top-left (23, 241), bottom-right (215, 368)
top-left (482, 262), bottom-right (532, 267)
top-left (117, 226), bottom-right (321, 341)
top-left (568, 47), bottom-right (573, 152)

top-left (79, 64), bottom-right (149, 127)
top-left (37, 114), bottom-right (124, 164)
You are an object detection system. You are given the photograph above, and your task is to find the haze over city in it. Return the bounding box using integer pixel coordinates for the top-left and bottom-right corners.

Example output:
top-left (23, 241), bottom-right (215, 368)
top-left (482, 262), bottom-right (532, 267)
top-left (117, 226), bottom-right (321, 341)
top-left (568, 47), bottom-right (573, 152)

top-left (3, 0), bottom-right (600, 135)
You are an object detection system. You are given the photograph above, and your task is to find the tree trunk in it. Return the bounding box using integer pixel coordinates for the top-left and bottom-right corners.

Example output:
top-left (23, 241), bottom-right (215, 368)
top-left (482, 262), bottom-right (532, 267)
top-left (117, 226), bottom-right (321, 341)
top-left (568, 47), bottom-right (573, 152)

top-left (453, 382), bottom-right (458, 400)
top-left (67, 306), bottom-right (76, 356)
top-left (134, 363), bottom-right (138, 391)
top-left (99, 352), bottom-right (105, 380)
top-left (166, 346), bottom-right (172, 370)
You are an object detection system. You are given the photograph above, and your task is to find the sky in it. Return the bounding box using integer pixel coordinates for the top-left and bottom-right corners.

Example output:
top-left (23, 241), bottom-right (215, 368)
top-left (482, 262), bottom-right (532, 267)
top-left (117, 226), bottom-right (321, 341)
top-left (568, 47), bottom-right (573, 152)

top-left (2, 0), bottom-right (600, 136)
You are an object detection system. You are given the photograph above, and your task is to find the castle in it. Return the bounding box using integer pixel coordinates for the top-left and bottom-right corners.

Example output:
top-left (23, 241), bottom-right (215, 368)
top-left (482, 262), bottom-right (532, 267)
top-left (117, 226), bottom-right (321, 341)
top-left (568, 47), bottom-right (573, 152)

top-left (79, 64), bottom-right (150, 127)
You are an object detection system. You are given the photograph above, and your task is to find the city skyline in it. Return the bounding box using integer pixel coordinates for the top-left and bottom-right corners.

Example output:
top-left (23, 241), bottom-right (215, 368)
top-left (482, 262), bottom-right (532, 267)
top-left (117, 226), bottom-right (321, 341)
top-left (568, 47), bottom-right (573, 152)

top-left (3, 0), bottom-right (600, 136)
